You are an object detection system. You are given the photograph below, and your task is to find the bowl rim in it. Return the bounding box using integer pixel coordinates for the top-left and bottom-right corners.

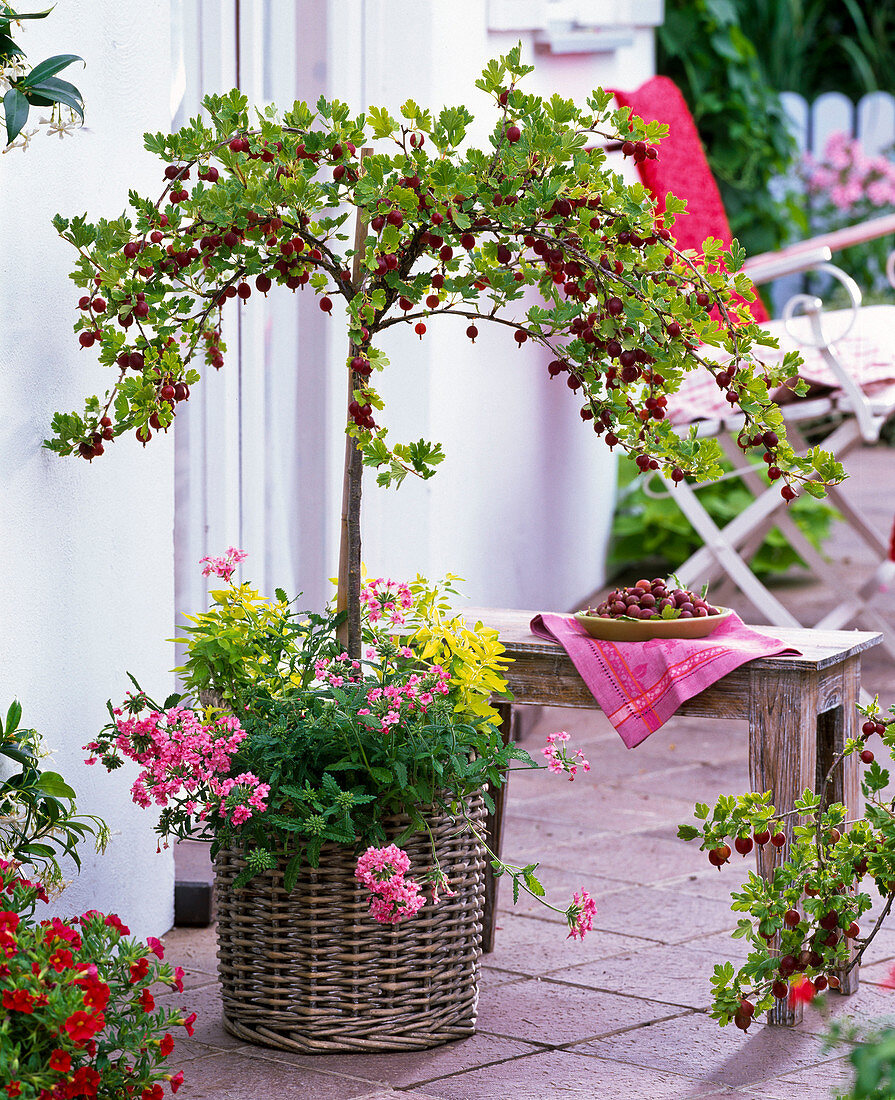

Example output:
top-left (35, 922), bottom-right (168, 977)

top-left (574, 605), bottom-right (733, 626)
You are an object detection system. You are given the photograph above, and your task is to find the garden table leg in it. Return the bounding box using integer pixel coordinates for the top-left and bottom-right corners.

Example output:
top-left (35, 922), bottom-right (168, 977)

top-left (817, 656), bottom-right (862, 996)
top-left (481, 702), bottom-right (516, 953)
top-left (748, 665), bottom-right (820, 1026)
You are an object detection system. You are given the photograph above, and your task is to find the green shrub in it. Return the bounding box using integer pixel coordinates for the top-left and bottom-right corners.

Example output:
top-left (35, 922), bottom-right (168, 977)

top-left (657, 0), bottom-right (799, 256)
top-left (609, 457), bottom-right (839, 582)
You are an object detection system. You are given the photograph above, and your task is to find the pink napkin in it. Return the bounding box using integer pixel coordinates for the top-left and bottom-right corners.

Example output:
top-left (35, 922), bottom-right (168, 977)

top-left (530, 612), bottom-right (799, 748)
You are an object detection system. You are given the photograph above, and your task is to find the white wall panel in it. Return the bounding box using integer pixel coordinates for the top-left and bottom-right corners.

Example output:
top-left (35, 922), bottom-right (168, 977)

top-left (0, 0), bottom-right (176, 938)
top-left (174, 0), bottom-right (657, 624)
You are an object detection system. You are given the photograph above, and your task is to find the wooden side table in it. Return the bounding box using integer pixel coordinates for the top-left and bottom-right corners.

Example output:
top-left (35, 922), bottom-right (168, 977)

top-left (471, 609), bottom-right (882, 1025)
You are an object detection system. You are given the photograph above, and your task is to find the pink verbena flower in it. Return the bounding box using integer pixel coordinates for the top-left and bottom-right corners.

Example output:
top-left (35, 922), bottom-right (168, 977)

top-left (199, 546), bottom-right (248, 582)
top-left (214, 772), bottom-right (270, 825)
top-left (355, 845), bottom-right (426, 924)
top-left (355, 844), bottom-right (411, 888)
top-left (566, 890), bottom-right (598, 940)
top-left (368, 880), bottom-right (426, 923)
top-left (430, 869), bottom-right (456, 905)
top-left (360, 578), bottom-right (414, 629)
top-left (542, 732), bottom-right (591, 781)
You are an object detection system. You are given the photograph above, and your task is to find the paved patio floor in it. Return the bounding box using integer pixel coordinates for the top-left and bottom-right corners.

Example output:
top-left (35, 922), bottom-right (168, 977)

top-left (162, 443), bottom-right (895, 1100)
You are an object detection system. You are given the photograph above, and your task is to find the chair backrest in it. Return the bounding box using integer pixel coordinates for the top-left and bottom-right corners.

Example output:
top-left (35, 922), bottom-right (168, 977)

top-left (613, 76), bottom-right (770, 324)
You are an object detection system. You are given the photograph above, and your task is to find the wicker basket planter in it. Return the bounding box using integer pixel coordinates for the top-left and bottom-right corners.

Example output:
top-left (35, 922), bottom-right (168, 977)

top-left (213, 792), bottom-right (487, 1053)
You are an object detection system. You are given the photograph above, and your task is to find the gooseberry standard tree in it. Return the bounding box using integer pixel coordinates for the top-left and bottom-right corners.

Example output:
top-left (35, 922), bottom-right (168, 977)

top-left (45, 47), bottom-right (842, 658)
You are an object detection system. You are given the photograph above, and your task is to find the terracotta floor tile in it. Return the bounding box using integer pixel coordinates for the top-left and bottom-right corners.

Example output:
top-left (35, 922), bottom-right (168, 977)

top-left (154, 983), bottom-right (244, 1050)
top-left (172, 1049), bottom-right (382, 1099)
top-left (796, 981), bottom-right (895, 1035)
top-left (475, 976), bottom-right (691, 1044)
top-left (509, 785), bottom-right (703, 834)
top-left (162, 923), bottom-right (220, 979)
top-left (501, 830), bottom-right (710, 887)
top-left (362, 1093), bottom-right (449, 1100)
top-left (625, 761), bottom-right (752, 807)
top-left (744, 1054), bottom-right (858, 1099)
top-left (485, 912), bottom-right (646, 974)
top-left (574, 1011), bottom-right (839, 1089)
top-left (278, 1032), bottom-right (542, 1088)
top-left (566, 885), bottom-right (739, 946)
top-left (495, 865), bottom-right (627, 922)
top-left (656, 865), bottom-right (756, 906)
top-left (685, 928), bottom-right (753, 962)
top-left (402, 1048), bottom-right (742, 1100)
top-left (167, 1038), bottom-right (228, 1064)
top-left (547, 944), bottom-right (725, 1010)
top-left (477, 964), bottom-right (529, 987)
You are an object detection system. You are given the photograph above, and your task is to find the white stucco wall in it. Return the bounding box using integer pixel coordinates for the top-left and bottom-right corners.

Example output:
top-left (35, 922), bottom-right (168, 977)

top-left (0, 0), bottom-right (175, 939)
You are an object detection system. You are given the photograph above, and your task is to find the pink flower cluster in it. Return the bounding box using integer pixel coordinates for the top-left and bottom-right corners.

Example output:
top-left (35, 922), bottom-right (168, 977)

top-left (355, 845), bottom-right (426, 924)
top-left (360, 577), bottom-right (414, 627)
top-left (213, 772), bottom-right (271, 825)
top-left (199, 546), bottom-right (248, 583)
top-left (542, 731), bottom-right (591, 781)
top-left (97, 705), bottom-right (267, 826)
top-left (315, 653), bottom-right (450, 733)
top-left (803, 131), bottom-right (895, 213)
top-left (566, 890), bottom-right (598, 940)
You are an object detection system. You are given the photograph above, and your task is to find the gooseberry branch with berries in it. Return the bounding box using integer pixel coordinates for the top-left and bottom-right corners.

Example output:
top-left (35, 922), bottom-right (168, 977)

top-left (678, 697), bottom-right (895, 1030)
top-left (45, 45), bottom-right (843, 659)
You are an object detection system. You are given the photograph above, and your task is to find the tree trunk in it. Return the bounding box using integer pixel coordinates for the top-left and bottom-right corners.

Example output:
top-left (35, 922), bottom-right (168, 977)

top-left (336, 155), bottom-right (371, 659)
top-left (336, 383), bottom-right (364, 659)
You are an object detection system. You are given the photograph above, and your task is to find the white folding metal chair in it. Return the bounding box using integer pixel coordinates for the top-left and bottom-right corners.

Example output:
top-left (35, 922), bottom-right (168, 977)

top-left (610, 78), bottom-right (895, 659)
top-left (656, 249), bottom-right (895, 660)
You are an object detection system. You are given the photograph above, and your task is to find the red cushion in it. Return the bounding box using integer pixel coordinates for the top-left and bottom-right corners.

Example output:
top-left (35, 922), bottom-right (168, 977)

top-left (613, 76), bottom-right (770, 324)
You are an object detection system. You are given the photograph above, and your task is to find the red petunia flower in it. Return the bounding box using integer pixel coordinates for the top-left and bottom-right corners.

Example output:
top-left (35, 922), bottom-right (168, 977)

top-left (158, 1033), bottom-right (174, 1057)
top-left (146, 936), bottom-right (164, 960)
top-left (171, 966), bottom-right (184, 993)
top-left (43, 919), bottom-right (81, 951)
top-left (64, 1009), bottom-right (105, 1044)
top-left (169, 1071), bottom-right (185, 1093)
top-left (138, 987), bottom-right (155, 1013)
top-left (5, 1081), bottom-right (22, 1097)
top-left (181, 1011), bottom-right (197, 1036)
top-left (72, 1065), bottom-right (101, 1093)
top-left (103, 913), bottom-right (130, 935)
top-left (129, 956), bottom-right (150, 983)
top-left (79, 980), bottom-right (111, 1012)
top-left (49, 1049), bottom-right (71, 1073)
top-left (48, 948), bottom-right (74, 973)
top-left (2, 989), bottom-right (34, 1013)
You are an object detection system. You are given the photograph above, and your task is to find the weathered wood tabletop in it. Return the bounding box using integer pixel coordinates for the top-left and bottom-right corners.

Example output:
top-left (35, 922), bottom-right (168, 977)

top-left (466, 608), bottom-right (883, 1026)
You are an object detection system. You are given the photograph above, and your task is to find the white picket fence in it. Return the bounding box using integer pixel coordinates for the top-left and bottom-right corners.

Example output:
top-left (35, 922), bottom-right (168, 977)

top-left (782, 90), bottom-right (895, 159)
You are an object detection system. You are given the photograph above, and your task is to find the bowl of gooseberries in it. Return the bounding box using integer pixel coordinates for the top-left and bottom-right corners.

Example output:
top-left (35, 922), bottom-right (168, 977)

top-left (575, 580), bottom-right (732, 641)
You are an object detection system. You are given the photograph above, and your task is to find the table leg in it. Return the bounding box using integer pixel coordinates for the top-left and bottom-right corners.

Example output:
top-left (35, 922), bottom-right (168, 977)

top-left (749, 666), bottom-right (820, 1026)
top-left (818, 657), bottom-right (862, 996)
top-left (481, 702), bottom-right (515, 954)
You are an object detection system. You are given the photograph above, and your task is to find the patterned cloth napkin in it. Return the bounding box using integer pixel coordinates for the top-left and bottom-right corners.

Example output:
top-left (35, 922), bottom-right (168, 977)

top-left (530, 611), bottom-right (799, 749)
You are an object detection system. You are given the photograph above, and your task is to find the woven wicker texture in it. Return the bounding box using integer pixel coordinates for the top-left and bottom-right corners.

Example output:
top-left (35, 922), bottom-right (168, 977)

top-left (214, 792), bottom-right (486, 1052)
